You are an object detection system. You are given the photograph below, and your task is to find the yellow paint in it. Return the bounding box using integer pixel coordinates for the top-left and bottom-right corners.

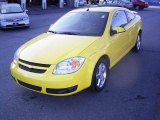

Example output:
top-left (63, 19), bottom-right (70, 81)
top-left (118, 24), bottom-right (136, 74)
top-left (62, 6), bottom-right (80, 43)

top-left (10, 7), bottom-right (142, 96)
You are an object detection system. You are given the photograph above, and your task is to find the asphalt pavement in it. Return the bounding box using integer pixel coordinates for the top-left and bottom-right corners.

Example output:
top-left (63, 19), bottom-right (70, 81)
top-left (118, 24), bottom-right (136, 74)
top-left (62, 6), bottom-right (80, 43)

top-left (0, 6), bottom-right (160, 120)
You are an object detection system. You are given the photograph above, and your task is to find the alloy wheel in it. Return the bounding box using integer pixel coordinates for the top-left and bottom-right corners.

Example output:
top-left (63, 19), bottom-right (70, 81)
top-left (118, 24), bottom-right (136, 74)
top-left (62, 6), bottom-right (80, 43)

top-left (96, 63), bottom-right (107, 88)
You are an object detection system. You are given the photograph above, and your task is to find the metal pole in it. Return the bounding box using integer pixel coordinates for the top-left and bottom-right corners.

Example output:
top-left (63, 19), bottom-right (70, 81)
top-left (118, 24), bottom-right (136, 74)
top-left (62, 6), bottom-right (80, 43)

top-left (59, 0), bottom-right (64, 8)
top-left (21, 0), bottom-right (26, 10)
top-left (42, 0), bottom-right (47, 9)
top-left (74, 0), bottom-right (79, 7)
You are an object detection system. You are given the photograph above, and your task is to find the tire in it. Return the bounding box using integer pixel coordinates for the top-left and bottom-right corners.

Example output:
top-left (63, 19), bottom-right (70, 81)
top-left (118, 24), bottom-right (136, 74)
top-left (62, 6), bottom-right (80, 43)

top-left (135, 6), bottom-right (140, 10)
top-left (25, 26), bottom-right (30, 29)
top-left (133, 33), bottom-right (142, 52)
top-left (91, 58), bottom-right (109, 92)
top-left (140, 7), bottom-right (144, 10)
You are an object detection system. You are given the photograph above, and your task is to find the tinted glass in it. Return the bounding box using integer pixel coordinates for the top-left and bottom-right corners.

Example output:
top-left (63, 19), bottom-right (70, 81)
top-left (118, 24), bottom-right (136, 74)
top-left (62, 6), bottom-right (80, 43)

top-left (126, 11), bottom-right (135, 22)
top-left (49, 12), bottom-right (109, 36)
top-left (0, 4), bottom-right (23, 14)
top-left (111, 10), bottom-right (128, 30)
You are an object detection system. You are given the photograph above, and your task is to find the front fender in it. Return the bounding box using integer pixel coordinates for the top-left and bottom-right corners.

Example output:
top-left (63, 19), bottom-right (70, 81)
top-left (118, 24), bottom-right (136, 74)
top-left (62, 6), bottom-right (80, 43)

top-left (85, 49), bottom-right (108, 87)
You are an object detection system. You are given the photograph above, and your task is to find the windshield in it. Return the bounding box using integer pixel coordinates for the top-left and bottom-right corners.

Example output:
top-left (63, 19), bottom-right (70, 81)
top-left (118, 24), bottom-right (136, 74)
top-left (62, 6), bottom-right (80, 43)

top-left (0, 4), bottom-right (23, 14)
top-left (49, 12), bottom-right (109, 36)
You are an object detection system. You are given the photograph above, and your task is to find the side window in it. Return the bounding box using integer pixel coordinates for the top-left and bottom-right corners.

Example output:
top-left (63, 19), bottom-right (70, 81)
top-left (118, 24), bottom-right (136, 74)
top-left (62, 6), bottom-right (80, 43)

top-left (125, 11), bottom-right (135, 22)
top-left (111, 10), bottom-right (128, 31)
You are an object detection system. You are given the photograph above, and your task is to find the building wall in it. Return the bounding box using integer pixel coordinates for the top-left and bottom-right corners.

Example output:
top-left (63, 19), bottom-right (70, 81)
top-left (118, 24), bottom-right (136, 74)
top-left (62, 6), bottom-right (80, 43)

top-left (27, 0), bottom-right (59, 6)
top-left (7, 0), bottom-right (59, 5)
top-left (8, 0), bottom-right (20, 3)
top-left (6, 0), bottom-right (74, 8)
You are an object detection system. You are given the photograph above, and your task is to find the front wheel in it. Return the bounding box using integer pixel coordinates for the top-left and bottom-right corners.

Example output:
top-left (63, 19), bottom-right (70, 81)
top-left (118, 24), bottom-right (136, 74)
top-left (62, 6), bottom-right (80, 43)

top-left (135, 5), bottom-right (140, 10)
top-left (91, 58), bottom-right (109, 92)
top-left (25, 25), bottom-right (30, 29)
top-left (134, 33), bottom-right (142, 52)
top-left (140, 7), bottom-right (144, 10)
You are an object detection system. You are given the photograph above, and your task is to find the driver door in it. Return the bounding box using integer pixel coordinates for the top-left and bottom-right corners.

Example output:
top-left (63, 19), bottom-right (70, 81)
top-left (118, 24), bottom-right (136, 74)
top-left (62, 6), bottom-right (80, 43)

top-left (107, 10), bottom-right (130, 66)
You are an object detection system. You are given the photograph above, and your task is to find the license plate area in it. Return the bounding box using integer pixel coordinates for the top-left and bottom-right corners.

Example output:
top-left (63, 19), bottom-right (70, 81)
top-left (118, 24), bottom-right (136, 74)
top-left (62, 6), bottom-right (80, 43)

top-left (13, 22), bottom-right (19, 25)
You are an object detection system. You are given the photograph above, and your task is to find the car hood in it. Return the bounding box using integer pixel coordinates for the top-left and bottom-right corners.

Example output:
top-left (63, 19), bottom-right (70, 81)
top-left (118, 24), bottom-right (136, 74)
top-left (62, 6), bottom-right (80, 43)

top-left (0, 12), bottom-right (28, 20)
top-left (19, 33), bottom-right (100, 64)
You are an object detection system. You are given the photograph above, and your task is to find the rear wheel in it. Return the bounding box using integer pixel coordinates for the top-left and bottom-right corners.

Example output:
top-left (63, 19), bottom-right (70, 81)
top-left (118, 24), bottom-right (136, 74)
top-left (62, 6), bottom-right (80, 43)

top-left (135, 5), bottom-right (140, 10)
top-left (25, 26), bottom-right (30, 29)
top-left (91, 58), bottom-right (109, 92)
top-left (140, 7), bottom-right (144, 10)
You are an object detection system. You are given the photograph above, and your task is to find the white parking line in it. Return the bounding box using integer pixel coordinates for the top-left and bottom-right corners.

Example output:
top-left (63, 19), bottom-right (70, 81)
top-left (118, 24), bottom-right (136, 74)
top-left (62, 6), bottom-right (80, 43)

top-left (149, 6), bottom-right (160, 9)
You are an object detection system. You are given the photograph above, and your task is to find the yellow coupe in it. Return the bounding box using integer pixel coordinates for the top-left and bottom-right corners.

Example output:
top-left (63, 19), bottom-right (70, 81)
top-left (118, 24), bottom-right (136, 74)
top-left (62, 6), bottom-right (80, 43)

top-left (10, 7), bottom-right (142, 96)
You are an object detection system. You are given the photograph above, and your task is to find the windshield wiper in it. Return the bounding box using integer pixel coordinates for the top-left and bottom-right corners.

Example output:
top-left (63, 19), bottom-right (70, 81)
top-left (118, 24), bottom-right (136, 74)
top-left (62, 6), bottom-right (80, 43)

top-left (56, 32), bottom-right (80, 35)
top-left (48, 31), bottom-right (80, 35)
top-left (48, 31), bottom-right (59, 34)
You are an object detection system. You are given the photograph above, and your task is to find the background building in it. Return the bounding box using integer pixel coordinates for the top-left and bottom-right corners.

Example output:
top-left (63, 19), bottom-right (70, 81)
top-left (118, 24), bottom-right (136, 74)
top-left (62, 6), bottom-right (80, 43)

top-left (1, 0), bottom-right (75, 8)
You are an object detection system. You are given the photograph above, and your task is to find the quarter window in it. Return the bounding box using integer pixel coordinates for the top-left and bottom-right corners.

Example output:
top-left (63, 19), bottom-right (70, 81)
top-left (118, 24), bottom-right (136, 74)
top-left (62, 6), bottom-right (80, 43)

top-left (111, 10), bottom-right (128, 30)
top-left (125, 11), bottom-right (135, 22)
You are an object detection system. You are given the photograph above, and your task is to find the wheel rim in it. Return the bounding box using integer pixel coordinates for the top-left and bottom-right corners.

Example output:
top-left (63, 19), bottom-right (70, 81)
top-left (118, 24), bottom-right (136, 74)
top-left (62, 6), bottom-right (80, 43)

top-left (136, 6), bottom-right (139, 10)
top-left (137, 35), bottom-right (141, 50)
top-left (96, 63), bottom-right (107, 88)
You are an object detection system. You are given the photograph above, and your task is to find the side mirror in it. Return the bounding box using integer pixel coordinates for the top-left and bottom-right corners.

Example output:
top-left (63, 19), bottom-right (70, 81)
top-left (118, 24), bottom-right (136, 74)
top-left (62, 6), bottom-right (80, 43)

top-left (24, 9), bottom-right (28, 12)
top-left (114, 26), bottom-right (125, 33)
top-left (110, 26), bottom-right (126, 36)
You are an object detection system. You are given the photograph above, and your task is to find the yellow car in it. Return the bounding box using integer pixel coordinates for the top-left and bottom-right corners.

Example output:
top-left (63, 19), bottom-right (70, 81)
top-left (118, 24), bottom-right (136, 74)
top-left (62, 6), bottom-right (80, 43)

top-left (10, 7), bottom-right (142, 96)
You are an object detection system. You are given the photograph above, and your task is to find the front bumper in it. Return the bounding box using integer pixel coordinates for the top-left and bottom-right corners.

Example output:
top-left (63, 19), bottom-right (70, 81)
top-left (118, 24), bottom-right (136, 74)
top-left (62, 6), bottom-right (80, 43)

top-left (10, 60), bottom-right (91, 96)
top-left (0, 19), bottom-right (29, 28)
top-left (145, 4), bottom-right (149, 8)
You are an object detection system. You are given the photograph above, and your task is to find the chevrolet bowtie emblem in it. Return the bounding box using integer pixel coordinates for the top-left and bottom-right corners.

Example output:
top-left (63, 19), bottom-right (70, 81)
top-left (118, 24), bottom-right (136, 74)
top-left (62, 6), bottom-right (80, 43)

top-left (28, 65), bottom-right (32, 69)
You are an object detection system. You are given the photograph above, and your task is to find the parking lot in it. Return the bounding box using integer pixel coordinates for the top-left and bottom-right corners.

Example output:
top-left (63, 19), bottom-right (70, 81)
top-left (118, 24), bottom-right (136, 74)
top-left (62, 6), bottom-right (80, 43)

top-left (0, 6), bottom-right (160, 120)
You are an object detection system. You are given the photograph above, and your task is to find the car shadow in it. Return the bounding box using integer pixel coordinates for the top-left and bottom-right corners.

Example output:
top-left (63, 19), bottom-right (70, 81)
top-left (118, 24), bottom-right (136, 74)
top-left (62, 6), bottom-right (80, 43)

top-left (0, 27), bottom-right (30, 32)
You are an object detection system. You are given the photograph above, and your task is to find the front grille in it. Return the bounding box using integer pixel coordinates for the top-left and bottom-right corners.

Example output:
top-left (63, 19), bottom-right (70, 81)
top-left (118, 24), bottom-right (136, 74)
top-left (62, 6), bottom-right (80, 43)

top-left (18, 59), bottom-right (50, 74)
top-left (46, 86), bottom-right (78, 94)
top-left (6, 24), bottom-right (25, 27)
top-left (19, 59), bottom-right (50, 67)
top-left (18, 80), bottom-right (42, 92)
top-left (6, 18), bottom-right (23, 22)
top-left (19, 64), bottom-right (46, 73)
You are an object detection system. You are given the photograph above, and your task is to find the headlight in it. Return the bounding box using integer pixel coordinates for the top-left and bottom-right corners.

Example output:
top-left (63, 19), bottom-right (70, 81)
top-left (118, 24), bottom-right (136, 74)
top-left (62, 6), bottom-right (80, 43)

top-left (23, 17), bottom-right (29, 20)
top-left (13, 50), bottom-right (18, 64)
top-left (53, 57), bottom-right (85, 74)
top-left (0, 19), bottom-right (6, 22)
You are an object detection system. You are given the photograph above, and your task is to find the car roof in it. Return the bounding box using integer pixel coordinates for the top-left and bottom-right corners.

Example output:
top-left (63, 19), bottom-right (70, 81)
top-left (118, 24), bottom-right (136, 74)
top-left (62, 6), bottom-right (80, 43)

top-left (71, 7), bottom-right (125, 13)
top-left (0, 3), bottom-right (21, 9)
top-left (0, 3), bottom-right (20, 6)
top-left (0, 1), bottom-right (7, 6)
